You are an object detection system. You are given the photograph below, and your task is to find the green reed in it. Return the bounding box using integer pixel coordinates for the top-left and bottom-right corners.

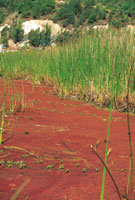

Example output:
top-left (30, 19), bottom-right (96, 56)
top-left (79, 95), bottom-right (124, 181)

top-left (100, 61), bottom-right (116, 199)
top-left (0, 28), bottom-right (135, 109)
top-left (0, 79), bottom-right (6, 144)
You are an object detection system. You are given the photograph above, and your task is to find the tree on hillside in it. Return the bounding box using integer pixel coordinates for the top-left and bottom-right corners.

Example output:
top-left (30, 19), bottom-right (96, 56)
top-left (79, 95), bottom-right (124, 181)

top-left (54, 2), bottom-right (76, 27)
top-left (32, 1), bottom-right (41, 19)
top-left (9, 20), bottom-right (24, 42)
top-left (0, 7), bottom-right (8, 24)
top-left (28, 24), bottom-right (51, 47)
top-left (40, 24), bottom-right (51, 46)
top-left (1, 26), bottom-right (9, 47)
top-left (84, 0), bottom-right (96, 7)
top-left (28, 28), bottom-right (41, 47)
top-left (32, 0), bottom-right (55, 18)
top-left (17, 0), bottom-right (33, 17)
top-left (88, 9), bottom-right (97, 24)
top-left (69, 0), bottom-right (82, 15)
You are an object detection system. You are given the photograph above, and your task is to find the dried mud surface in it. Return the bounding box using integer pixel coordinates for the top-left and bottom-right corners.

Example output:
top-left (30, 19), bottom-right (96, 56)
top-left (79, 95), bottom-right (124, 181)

top-left (0, 80), bottom-right (135, 200)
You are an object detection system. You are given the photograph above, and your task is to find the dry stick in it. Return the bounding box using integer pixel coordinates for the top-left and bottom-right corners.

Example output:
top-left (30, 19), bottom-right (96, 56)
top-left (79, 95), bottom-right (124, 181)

top-left (10, 178), bottom-right (30, 200)
top-left (3, 146), bottom-right (38, 157)
top-left (127, 63), bottom-right (134, 200)
top-left (90, 145), bottom-right (122, 200)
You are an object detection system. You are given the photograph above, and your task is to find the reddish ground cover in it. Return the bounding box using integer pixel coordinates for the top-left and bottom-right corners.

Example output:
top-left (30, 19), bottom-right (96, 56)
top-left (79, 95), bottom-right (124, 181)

top-left (0, 79), bottom-right (135, 200)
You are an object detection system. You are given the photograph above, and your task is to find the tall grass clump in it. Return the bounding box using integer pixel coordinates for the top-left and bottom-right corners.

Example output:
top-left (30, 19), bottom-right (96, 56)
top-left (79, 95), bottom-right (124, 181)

top-left (0, 78), bottom-right (7, 145)
top-left (0, 28), bottom-right (135, 111)
top-left (91, 53), bottom-right (134, 200)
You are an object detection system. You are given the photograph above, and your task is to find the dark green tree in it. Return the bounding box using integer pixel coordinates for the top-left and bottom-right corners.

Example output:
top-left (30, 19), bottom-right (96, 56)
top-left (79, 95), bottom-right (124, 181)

top-left (9, 20), bottom-right (24, 43)
top-left (96, 5), bottom-right (106, 20)
top-left (32, 1), bottom-right (41, 19)
top-left (1, 26), bottom-right (9, 46)
top-left (32, 0), bottom-right (55, 18)
top-left (88, 9), bottom-right (97, 24)
top-left (40, 24), bottom-right (51, 46)
top-left (84, 0), bottom-right (96, 7)
top-left (28, 28), bottom-right (41, 47)
top-left (0, 8), bottom-right (8, 24)
top-left (55, 2), bottom-right (75, 27)
top-left (69, 0), bottom-right (82, 15)
top-left (28, 24), bottom-right (51, 47)
top-left (17, 0), bottom-right (33, 17)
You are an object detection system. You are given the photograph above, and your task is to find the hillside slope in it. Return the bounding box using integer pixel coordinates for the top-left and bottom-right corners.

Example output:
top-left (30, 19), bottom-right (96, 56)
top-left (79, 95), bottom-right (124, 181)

top-left (0, 0), bottom-right (135, 48)
top-left (0, 0), bottom-right (135, 29)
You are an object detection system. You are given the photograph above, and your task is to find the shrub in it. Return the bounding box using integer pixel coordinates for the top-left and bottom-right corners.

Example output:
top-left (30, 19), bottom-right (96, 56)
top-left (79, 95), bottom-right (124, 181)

top-left (96, 5), bottom-right (107, 20)
top-left (9, 20), bottom-right (24, 43)
top-left (88, 9), bottom-right (97, 24)
top-left (56, 31), bottom-right (72, 44)
top-left (32, 0), bottom-right (55, 18)
top-left (109, 8), bottom-right (128, 29)
top-left (69, 0), bottom-right (82, 15)
top-left (55, 3), bottom-right (71, 20)
top-left (1, 26), bottom-right (9, 47)
top-left (122, 2), bottom-right (135, 17)
top-left (41, 0), bottom-right (55, 15)
top-left (16, 0), bottom-right (33, 17)
top-left (28, 28), bottom-right (41, 47)
top-left (0, 8), bottom-right (8, 24)
top-left (56, 28), bottom-right (81, 44)
top-left (40, 24), bottom-right (51, 46)
top-left (77, 13), bottom-right (87, 26)
top-left (28, 24), bottom-right (51, 47)
top-left (32, 2), bottom-right (41, 19)
top-left (55, 1), bottom-right (79, 27)
top-left (62, 11), bottom-right (75, 27)
top-left (84, 0), bottom-right (96, 8)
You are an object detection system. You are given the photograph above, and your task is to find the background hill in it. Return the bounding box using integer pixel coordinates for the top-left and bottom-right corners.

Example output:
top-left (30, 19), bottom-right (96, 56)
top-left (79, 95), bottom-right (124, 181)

top-left (0, 0), bottom-right (135, 48)
top-left (1, 0), bottom-right (135, 28)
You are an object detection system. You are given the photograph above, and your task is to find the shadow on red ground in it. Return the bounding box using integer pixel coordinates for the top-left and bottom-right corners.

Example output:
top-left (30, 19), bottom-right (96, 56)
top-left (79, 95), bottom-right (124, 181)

top-left (0, 79), bottom-right (135, 200)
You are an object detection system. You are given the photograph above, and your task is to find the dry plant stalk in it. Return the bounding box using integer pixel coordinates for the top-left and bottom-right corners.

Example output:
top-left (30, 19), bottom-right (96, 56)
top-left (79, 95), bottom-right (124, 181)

top-left (91, 145), bottom-right (122, 200)
top-left (10, 178), bottom-right (30, 200)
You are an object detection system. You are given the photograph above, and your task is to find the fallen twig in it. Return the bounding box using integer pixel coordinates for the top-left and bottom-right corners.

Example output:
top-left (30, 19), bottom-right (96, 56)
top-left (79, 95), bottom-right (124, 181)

top-left (3, 146), bottom-right (38, 157)
top-left (10, 178), bottom-right (30, 200)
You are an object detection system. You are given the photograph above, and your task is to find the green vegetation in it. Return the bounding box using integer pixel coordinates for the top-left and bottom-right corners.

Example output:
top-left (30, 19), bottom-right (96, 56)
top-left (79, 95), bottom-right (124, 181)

top-left (1, 21), bottom-right (51, 47)
top-left (9, 20), bottom-right (24, 43)
top-left (0, 7), bottom-right (8, 24)
top-left (100, 90), bottom-right (113, 199)
top-left (1, 20), bottom-right (24, 45)
top-left (65, 169), bottom-right (70, 173)
top-left (1, 26), bottom-right (9, 47)
top-left (0, 0), bottom-right (135, 29)
top-left (0, 28), bottom-right (135, 111)
top-left (46, 164), bottom-right (55, 169)
top-left (32, 0), bottom-right (55, 19)
top-left (0, 160), bottom-right (27, 169)
top-left (56, 29), bottom-right (80, 44)
top-left (0, 0), bottom-right (55, 20)
top-left (28, 24), bottom-right (51, 47)
top-left (82, 168), bottom-right (86, 173)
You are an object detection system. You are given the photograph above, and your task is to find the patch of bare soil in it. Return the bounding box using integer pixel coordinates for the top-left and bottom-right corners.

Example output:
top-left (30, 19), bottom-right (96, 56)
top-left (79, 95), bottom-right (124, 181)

top-left (0, 79), bottom-right (135, 200)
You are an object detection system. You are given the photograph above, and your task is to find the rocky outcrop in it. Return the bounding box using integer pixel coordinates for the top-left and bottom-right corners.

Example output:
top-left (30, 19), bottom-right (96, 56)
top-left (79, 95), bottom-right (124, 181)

top-left (93, 24), bottom-right (109, 29)
top-left (0, 19), bottom-right (62, 48)
top-left (22, 19), bottom-right (62, 37)
top-left (8, 39), bottom-right (16, 47)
